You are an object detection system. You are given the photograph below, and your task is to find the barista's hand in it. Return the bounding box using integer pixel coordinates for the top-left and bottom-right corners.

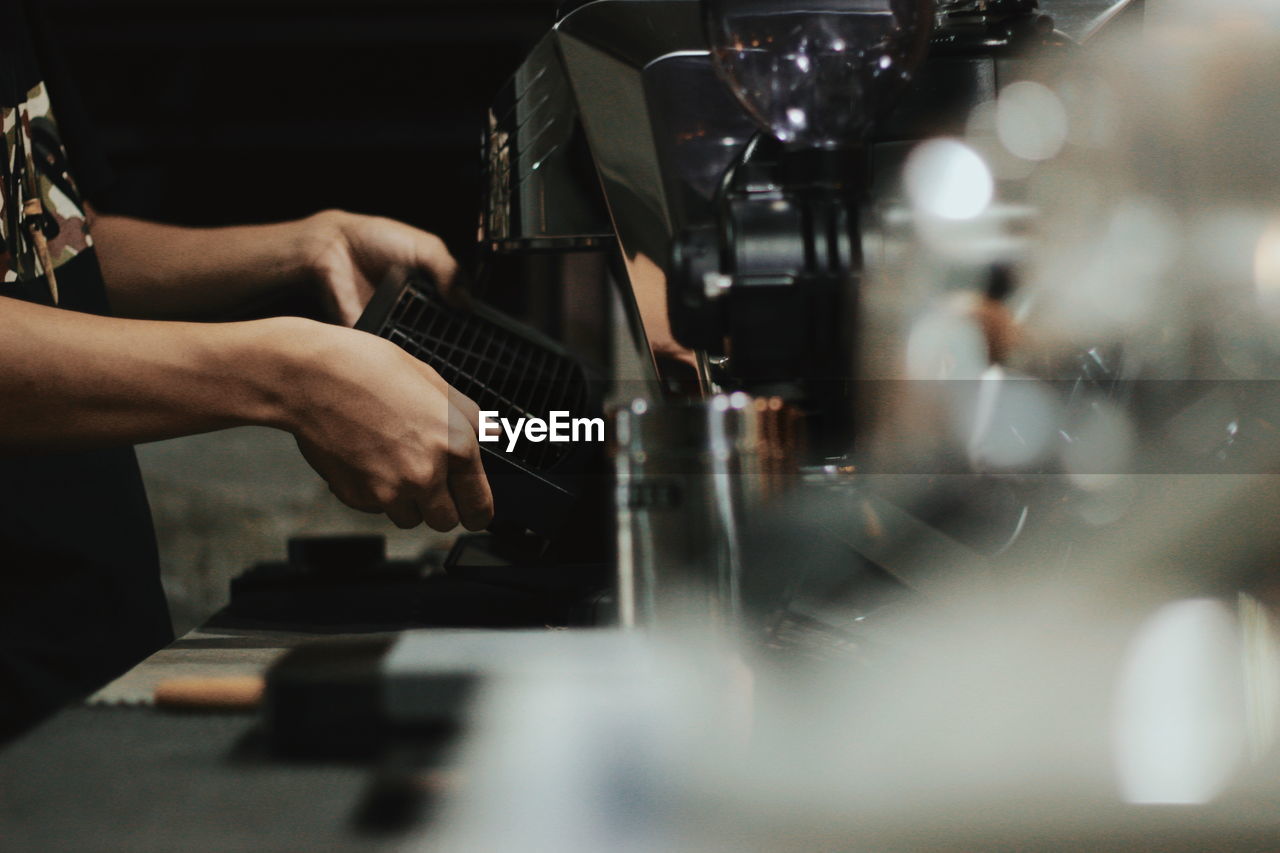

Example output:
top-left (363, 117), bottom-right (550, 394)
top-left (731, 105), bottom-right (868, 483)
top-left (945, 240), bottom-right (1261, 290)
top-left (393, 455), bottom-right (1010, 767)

top-left (283, 321), bottom-right (493, 531)
top-left (304, 210), bottom-right (461, 327)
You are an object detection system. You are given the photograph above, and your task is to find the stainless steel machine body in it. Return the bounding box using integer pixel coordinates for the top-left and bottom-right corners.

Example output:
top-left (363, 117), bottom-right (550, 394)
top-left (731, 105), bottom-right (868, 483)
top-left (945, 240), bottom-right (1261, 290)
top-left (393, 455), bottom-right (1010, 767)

top-left (480, 0), bottom-right (1138, 390)
top-left (479, 0), bottom-right (1145, 627)
top-left (482, 0), bottom-right (760, 392)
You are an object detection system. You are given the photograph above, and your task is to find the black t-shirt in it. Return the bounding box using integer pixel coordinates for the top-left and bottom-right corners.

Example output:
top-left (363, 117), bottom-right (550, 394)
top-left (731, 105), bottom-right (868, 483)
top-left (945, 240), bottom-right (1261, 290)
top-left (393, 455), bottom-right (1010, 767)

top-left (0, 0), bottom-right (172, 740)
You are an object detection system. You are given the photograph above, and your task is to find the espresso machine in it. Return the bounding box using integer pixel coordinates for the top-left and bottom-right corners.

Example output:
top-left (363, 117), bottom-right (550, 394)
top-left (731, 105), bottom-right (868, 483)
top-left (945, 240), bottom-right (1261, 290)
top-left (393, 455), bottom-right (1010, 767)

top-left (261, 0), bottom-right (1168, 765)
top-left (480, 0), bottom-right (1083, 407)
top-left (474, 0), bottom-right (1133, 635)
top-left (265, 7), bottom-right (1280, 846)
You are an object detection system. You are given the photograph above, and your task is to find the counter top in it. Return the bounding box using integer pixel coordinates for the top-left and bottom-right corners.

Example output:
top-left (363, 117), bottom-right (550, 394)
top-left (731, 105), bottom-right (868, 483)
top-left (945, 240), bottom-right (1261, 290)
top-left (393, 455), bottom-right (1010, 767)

top-left (0, 621), bottom-right (427, 853)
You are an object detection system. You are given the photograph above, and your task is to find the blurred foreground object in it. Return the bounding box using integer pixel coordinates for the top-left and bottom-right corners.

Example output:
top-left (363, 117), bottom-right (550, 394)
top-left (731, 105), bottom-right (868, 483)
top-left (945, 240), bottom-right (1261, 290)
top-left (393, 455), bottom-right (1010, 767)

top-left (154, 676), bottom-right (264, 711)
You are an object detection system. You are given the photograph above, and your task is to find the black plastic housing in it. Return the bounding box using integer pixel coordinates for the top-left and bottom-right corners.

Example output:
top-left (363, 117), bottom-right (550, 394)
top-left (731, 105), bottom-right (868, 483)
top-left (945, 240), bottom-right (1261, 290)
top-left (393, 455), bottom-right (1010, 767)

top-left (355, 273), bottom-right (602, 539)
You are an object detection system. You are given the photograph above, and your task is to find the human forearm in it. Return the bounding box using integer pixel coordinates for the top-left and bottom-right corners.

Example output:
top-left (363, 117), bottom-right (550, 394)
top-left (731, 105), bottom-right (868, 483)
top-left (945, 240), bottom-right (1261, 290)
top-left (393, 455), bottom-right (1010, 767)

top-left (0, 296), bottom-right (301, 451)
top-left (0, 297), bottom-right (493, 529)
top-left (90, 212), bottom-right (331, 321)
top-left (92, 209), bottom-right (460, 326)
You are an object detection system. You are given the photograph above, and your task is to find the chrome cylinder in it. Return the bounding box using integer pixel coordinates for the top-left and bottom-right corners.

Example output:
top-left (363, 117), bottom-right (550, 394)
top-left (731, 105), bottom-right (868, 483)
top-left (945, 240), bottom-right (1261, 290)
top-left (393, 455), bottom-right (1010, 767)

top-left (613, 393), bottom-right (798, 628)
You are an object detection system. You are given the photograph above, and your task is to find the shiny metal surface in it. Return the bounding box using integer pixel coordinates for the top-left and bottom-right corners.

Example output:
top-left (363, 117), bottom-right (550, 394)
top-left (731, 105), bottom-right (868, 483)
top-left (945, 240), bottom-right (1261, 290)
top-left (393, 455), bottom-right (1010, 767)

top-left (555, 1), bottom-right (757, 389)
top-left (481, 1), bottom-right (763, 389)
top-left (614, 394), bottom-right (799, 628)
top-left (707, 0), bottom-right (934, 147)
top-left (480, 0), bottom-right (1138, 394)
top-left (481, 34), bottom-right (615, 252)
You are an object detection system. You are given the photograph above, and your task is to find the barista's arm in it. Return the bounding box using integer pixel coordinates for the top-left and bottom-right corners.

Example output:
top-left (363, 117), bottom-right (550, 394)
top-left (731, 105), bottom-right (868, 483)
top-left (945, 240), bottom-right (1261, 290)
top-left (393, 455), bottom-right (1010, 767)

top-left (89, 208), bottom-right (457, 326)
top-left (0, 298), bottom-right (492, 530)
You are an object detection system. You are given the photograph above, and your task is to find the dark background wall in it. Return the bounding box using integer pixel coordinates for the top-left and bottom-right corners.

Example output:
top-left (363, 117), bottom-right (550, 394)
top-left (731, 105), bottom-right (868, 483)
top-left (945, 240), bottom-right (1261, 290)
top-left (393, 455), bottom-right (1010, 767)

top-left (45, 0), bottom-right (557, 259)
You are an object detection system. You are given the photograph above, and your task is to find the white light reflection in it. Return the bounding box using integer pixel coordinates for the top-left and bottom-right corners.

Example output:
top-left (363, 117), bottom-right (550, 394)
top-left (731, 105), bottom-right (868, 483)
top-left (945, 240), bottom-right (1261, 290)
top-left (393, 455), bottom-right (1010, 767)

top-left (1112, 599), bottom-right (1246, 805)
top-left (997, 81), bottom-right (1069, 162)
top-left (1061, 402), bottom-right (1135, 489)
top-left (1253, 216), bottom-right (1280, 309)
top-left (966, 100), bottom-right (1035, 182)
top-left (905, 309), bottom-right (988, 380)
top-left (904, 139), bottom-right (994, 221)
top-left (963, 367), bottom-right (1058, 471)
top-left (1190, 208), bottom-right (1266, 292)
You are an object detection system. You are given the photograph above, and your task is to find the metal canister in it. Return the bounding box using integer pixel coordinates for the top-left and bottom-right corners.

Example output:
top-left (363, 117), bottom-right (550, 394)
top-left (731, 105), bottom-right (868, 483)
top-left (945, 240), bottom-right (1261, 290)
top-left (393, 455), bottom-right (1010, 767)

top-left (613, 393), bottom-right (799, 629)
